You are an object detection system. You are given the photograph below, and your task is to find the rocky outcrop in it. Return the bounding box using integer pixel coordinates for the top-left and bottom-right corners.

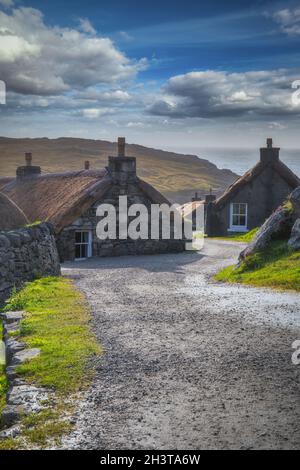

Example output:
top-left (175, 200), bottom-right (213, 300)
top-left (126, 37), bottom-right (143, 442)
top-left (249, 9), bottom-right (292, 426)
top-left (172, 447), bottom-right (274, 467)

top-left (240, 186), bottom-right (300, 261)
top-left (288, 219), bottom-right (300, 250)
top-left (0, 222), bottom-right (61, 304)
top-left (290, 186), bottom-right (300, 218)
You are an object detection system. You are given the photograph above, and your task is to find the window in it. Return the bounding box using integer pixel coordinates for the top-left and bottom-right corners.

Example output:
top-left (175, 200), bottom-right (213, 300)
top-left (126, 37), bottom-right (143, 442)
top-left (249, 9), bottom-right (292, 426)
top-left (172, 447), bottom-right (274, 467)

top-left (75, 231), bottom-right (92, 260)
top-left (229, 203), bottom-right (248, 232)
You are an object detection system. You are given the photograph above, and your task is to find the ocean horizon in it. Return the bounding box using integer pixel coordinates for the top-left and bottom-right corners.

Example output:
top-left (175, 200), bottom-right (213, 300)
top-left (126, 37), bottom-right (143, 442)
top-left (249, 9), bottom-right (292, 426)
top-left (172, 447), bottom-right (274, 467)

top-left (168, 146), bottom-right (300, 177)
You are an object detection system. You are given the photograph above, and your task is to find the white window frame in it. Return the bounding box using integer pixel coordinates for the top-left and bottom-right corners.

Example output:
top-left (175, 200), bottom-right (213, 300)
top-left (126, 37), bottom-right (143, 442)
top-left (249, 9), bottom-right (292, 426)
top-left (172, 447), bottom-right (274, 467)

top-left (228, 203), bottom-right (248, 232)
top-left (75, 230), bottom-right (92, 261)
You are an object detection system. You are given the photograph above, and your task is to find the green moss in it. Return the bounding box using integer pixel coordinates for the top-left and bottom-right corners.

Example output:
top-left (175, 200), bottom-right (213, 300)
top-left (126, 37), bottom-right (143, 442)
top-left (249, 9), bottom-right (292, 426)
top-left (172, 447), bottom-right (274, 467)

top-left (215, 241), bottom-right (300, 291)
top-left (1, 277), bottom-right (102, 448)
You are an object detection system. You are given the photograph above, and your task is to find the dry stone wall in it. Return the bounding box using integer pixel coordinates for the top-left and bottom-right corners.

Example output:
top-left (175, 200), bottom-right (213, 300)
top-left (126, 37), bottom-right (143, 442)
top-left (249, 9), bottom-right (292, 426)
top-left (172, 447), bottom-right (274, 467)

top-left (0, 222), bottom-right (61, 304)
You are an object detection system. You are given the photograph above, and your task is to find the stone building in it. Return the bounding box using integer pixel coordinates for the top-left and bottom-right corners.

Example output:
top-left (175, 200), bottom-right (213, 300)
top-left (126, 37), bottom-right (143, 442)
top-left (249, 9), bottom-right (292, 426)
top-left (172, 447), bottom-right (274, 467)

top-left (205, 139), bottom-right (300, 236)
top-left (0, 138), bottom-right (185, 261)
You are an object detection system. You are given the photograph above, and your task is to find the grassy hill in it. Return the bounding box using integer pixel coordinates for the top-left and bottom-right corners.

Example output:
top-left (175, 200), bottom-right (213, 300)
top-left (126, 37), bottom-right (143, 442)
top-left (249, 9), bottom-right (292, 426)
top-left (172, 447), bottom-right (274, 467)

top-left (0, 137), bottom-right (238, 203)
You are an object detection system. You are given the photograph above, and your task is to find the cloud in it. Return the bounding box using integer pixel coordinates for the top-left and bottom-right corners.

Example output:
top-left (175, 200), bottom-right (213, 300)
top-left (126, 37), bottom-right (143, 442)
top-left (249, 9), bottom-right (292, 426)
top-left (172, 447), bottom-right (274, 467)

top-left (0, 6), bottom-right (147, 96)
top-left (0, 0), bottom-right (14, 9)
top-left (78, 18), bottom-right (96, 35)
top-left (148, 69), bottom-right (300, 120)
top-left (82, 108), bottom-right (111, 119)
top-left (272, 8), bottom-right (300, 35)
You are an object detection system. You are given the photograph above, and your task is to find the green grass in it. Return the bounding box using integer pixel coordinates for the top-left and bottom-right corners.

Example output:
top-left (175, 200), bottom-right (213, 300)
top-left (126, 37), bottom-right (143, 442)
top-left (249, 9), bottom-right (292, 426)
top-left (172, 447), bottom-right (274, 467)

top-left (24, 220), bottom-right (42, 228)
top-left (0, 277), bottom-right (102, 448)
top-left (211, 227), bottom-right (259, 243)
top-left (215, 241), bottom-right (300, 291)
top-left (0, 323), bottom-right (8, 417)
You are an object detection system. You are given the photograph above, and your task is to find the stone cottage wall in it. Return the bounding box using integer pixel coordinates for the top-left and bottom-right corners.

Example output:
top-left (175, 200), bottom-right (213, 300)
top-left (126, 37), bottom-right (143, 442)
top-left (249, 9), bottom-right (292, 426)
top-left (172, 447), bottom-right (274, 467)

top-left (0, 222), bottom-right (61, 304)
top-left (207, 166), bottom-right (297, 236)
top-left (57, 180), bottom-right (186, 262)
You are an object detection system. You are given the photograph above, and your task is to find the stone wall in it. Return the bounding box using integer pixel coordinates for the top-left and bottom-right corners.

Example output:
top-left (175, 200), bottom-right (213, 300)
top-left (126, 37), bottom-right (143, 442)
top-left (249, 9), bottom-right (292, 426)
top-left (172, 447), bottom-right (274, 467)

top-left (57, 180), bottom-right (186, 262)
top-left (0, 223), bottom-right (61, 304)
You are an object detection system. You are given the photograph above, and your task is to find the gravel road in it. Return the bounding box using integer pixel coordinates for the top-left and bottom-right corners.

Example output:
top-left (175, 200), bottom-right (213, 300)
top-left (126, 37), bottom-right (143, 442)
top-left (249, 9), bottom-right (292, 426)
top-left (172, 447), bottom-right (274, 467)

top-left (61, 240), bottom-right (300, 450)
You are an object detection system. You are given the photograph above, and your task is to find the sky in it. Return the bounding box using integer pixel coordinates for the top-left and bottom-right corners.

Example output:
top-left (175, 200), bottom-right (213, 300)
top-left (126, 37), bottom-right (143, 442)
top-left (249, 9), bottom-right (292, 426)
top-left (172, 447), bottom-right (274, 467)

top-left (1, 0), bottom-right (300, 153)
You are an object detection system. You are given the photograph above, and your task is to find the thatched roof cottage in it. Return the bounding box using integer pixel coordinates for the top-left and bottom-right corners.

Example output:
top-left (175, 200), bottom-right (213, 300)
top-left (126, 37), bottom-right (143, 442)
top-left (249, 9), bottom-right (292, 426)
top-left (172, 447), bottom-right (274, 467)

top-left (0, 138), bottom-right (185, 261)
top-left (206, 139), bottom-right (299, 236)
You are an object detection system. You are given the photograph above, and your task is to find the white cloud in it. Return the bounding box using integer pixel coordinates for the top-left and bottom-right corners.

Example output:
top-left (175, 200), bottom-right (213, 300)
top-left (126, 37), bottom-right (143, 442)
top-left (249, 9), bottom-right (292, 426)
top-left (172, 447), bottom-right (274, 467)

top-left (82, 108), bottom-right (110, 119)
top-left (272, 8), bottom-right (300, 35)
top-left (0, 0), bottom-right (14, 9)
top-left (126, 121), bottom-right (145, 128)
top-left (149, 70), bottom-right (300, 119)
top-left (78, 18), bottom-right (96, 35)
top-left (0, 6), bottom-right (147, 96)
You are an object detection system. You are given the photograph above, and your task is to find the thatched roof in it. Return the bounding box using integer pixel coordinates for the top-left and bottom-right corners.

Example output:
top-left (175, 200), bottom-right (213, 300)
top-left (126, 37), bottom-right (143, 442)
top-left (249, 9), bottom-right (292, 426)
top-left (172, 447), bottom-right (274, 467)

top-left (0, 177), bottom-right (14, 190)
top-left (215, 159), bottom-right (300, 209)
top-left (0, 192), bottom-right (28, 231)
top-left (0, 167), bottom-right (174, 234)
top-left (1, 169), bottom-right (110, 233)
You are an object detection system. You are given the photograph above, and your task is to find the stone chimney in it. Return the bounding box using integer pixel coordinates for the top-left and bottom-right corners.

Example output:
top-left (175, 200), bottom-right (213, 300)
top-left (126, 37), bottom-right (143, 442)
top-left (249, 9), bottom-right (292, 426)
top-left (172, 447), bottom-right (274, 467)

top-left (260, 138), bottom-right (280, 164)
top-left (118, 137), bottom-right (126, 157)
top-left (25, 152), bottom-right (32, 166)
top-left (108, 137), bottom-right (137, 184)
top-left (16, 153), bottom-right (41, 179)
top-left (192, 192), bottom-right (202, 202)
top-left (84, 161), bottom-right (90, 170)
top-left (205, 189), bottom-right (216, 204)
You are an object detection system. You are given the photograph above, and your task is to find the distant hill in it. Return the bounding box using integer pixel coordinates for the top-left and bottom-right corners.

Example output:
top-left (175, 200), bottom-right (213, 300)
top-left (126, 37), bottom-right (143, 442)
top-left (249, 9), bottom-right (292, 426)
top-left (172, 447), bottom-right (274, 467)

top-left (0, 137), bottom-right (238, 203)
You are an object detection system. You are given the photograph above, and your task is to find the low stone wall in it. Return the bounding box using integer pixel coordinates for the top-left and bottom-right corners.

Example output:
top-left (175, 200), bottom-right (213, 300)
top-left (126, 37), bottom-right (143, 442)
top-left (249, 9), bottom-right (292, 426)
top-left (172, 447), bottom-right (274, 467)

top-left (0, 223), bottom-right (61, 304)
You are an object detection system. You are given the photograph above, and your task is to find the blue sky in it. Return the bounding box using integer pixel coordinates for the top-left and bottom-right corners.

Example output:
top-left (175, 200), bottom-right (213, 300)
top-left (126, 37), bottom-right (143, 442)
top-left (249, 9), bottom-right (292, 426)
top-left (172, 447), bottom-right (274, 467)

top-left (1, 0), bottom-right (300, 151)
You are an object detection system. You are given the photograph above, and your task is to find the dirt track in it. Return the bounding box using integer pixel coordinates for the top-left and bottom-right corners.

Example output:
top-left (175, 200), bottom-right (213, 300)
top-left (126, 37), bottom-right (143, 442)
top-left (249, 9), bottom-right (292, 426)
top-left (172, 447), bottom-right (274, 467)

top-left (61, 240), bottom-right (300, 450)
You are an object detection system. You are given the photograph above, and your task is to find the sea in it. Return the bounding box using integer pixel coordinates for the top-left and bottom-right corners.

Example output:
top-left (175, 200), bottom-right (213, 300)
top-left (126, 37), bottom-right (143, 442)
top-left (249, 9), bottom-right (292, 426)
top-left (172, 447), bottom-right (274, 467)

top-left (168, 146), bottom-right (300, 177)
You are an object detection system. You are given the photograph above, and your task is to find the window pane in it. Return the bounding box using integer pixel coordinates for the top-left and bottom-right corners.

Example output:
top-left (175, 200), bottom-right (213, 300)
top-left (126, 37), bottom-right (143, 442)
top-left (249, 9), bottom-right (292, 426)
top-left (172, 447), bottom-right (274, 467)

top-left (82, 232), bottom-right (89, 243)
top-left (82, 244), bottom-right (88, 258)
top-left (75, 232), bottom-right (81, 243)
top-left (232, 203), bottom-right (239, 215)
top-left (233, 215), bottom-right (239, 226)
top-left (239, 204), bottom-right (246, 215)
top-left (240, 216), bottom-right (246, 226)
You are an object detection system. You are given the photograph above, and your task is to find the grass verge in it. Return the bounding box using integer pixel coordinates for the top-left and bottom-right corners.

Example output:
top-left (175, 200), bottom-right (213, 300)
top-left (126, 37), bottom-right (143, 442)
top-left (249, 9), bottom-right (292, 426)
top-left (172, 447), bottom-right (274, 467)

top-left (211, 227), bottom-right (259, 243)
top-left (0, 277), bottom-right (101, 448)
top-left (0, 323), bottom-right (8, 418)
top-left (215, 241), bottom-right (300, 291)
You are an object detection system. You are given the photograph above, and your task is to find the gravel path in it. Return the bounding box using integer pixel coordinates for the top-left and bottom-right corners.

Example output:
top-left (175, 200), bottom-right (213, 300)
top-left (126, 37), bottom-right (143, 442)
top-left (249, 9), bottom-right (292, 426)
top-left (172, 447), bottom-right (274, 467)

top-left (61, 240), bottom-right (300, 450)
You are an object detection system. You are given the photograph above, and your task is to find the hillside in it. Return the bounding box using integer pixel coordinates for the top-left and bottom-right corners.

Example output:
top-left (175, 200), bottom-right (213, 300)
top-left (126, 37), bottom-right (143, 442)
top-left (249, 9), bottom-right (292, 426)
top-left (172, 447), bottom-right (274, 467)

top-left (0, 137), bottom-right (238, 203)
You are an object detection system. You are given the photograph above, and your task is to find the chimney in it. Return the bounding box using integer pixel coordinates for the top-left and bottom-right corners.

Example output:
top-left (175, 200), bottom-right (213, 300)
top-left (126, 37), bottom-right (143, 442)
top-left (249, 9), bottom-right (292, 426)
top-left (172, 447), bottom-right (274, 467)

top-left (16, 153), bottom-right (41, 179)
top-left (84, 160), bottom-right (90, 170)
top-left (25, 152), bottom-right (32, 166)
top-left (205, 189), bottom-right (216, 204)
top-left (108, 137), bottom-right (137, 184)
top-left (118, 137), bottom-right (126, 157)
top-left (260, 138), bottom-right (280, 163)
top-left (192, 192), bottom-right (202, 202)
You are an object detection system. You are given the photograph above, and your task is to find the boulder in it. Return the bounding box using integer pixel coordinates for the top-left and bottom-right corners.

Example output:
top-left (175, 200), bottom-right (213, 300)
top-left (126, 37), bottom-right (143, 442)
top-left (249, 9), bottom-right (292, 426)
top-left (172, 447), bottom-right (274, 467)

top-left (288, 218), bottom-right (300, 251)
top-left (290, 186), bottom-right (300, 218)
top-left (239, 205), bottom-right (293, 261)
